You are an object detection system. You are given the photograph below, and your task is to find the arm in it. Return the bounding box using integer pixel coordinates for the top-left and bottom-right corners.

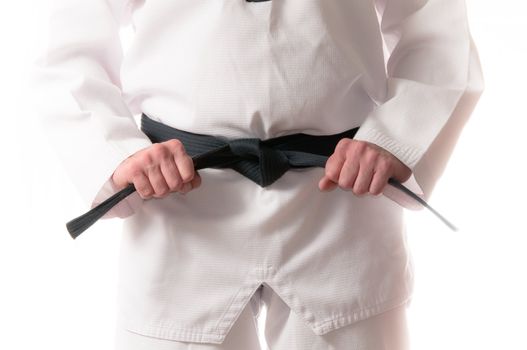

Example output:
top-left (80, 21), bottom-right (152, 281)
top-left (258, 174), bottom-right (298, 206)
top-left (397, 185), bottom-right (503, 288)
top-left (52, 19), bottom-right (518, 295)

top-left (322, 0), bottom-right (484, 209)
top-left (29, 0), bottom-right (153, 219)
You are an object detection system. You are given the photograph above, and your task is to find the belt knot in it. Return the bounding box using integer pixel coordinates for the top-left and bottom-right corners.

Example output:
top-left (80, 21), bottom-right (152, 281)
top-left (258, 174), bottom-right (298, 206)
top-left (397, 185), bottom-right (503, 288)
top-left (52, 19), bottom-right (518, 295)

top-left (227, 138), bottom-right (290, 187)
top-left (63, 113), bottom-right (457, 240)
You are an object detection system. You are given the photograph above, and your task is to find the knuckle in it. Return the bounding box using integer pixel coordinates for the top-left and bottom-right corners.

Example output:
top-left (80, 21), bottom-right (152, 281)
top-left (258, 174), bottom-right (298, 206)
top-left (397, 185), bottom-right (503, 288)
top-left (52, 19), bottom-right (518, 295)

top-left (170, 177), bottom-right (182, 190)
top-left (376, 160), bottom-right (390, 173)
top-left (138, 152), bottom-right (154, 167)
top-left (353, 181), bottom-right (368, 195)
top-left (170, 139), bottom-right (186, 154)
top-left (370, 189), bottom-right (381, 196)
top-left (338, 176), bottom-right (353, 189)
top-left (325, 167), bottom-right (339, 181)
top-left (131, 173), bottom-right (145, 185)
top-left (149, 143), bottom-right (163, 152)
top-left (134, 178), bottom-right (149, 190)
top-left (128, 164), bottom-right (143, 177)
top-left (345, 143), bottom-right (360, 157)
top-left (151, 179), bottom-right (168, 193)
top-left (338, 138), bottom-right (350, 147)
top-left (365, 149), bottom-right (379, 162)
top-left (369, 184), bottom-right (382, 195)
top-left (353, 186), bottom-right (366, 196)
top-left (354, 141), bottom-right (367, 153)
top-left (335, 138), bottom-right (351, 151)
top-left (168, 138), bottom-right (183, 148)
top-left (180, 171), bottom-right (194, 183)
top-left (324, 154), bottom-right (336, 168)
top-left (151, 143), bottom-right (168, 158)
top-left (156, 186), bottom-right (169, 196)
top-left (165, 178), bottom-right (178, 191)
top-left (344, 147), bottom-right (355, 158)
top-left (182, 156), bottom-right (195, 170)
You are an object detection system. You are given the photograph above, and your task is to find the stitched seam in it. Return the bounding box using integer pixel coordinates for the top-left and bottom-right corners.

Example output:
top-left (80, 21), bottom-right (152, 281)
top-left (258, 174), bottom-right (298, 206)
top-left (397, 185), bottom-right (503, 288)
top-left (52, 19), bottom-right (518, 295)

top-left (212, 268), bottom-right (259, 333)
top-left (312, 293), bottom-right (412, 330)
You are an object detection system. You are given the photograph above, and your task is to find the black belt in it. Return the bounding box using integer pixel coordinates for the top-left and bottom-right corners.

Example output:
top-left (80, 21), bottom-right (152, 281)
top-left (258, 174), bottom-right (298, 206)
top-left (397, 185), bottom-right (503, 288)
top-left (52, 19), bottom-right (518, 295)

top-left (66, 113), bottom-right (456, 239)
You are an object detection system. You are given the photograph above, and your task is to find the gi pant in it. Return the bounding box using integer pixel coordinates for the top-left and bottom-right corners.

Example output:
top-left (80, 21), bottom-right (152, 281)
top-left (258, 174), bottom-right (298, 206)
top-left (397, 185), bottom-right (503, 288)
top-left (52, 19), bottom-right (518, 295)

top-left (115, 283), bottom-right (410, 350)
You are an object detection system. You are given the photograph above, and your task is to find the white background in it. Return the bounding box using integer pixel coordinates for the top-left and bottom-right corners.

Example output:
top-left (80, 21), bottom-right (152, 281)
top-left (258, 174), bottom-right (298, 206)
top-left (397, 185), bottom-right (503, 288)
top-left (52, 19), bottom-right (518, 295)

top-left (1, 1), bottom-right (525, 349)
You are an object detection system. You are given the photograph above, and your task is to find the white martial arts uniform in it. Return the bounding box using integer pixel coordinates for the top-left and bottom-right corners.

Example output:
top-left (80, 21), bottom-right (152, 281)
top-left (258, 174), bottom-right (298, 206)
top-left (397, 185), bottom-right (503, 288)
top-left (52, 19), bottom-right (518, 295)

top-left (30, 0), bottom-right (483, 347)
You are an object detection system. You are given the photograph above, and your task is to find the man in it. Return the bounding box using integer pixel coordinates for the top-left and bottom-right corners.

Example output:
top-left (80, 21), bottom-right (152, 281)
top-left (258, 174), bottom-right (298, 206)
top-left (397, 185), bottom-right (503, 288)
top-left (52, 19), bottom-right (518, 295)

top-left (31, 0), bottom-right (483, 349)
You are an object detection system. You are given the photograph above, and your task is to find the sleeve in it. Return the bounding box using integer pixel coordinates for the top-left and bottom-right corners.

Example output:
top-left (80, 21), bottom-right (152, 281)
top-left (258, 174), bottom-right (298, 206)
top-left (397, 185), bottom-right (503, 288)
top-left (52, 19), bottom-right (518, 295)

top-left (352, 0), bottom-right (484, 209)
top-left (28, 0), bottom-right (153, 219)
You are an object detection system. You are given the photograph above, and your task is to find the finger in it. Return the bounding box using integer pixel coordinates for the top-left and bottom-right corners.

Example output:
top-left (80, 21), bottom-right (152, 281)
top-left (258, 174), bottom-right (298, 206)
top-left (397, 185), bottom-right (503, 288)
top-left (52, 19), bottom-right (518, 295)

top-left (160, 157), bottom-right (183, 192)
top-left (179, 182), bottom-right (193, 195)
top-left (190, 171), bottom-right (202, 189)
top-left (170, 143), bottom-right (195, 183)
top-left (111, 155), bottom-right (137, 190)
top-left (132, 171), bottom-right (154, 199)
top-left (353, 163), bottom-right (374, 196)
top-left (318, 175), bottom-right (338, 191)
top-left (324, 145), bottom-right (347, 183)
top-left (180, 171), bottom-right (203, 195)
top-left (175, 154), bottom-right (195, 183)
top-left (392, 160), bottom-right (412, 183)
top-left (338, 158), bottom-right (359, 191)
top-left (369, 169), bottom-right (390, 196)
top-left (147, 165), bottom-right (169, 198)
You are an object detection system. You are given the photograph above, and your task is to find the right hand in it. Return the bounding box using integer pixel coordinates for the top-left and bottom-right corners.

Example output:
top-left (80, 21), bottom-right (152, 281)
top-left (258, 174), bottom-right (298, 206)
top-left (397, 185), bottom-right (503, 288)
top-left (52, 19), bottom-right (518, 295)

top-left (111, 139), bottom-right (201, 199)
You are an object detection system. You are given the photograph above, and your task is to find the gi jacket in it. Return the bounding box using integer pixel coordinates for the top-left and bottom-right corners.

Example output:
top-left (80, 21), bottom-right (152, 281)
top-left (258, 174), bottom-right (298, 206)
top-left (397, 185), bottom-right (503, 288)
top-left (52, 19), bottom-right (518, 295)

top-left (30, 0), bottom-right (483, 344)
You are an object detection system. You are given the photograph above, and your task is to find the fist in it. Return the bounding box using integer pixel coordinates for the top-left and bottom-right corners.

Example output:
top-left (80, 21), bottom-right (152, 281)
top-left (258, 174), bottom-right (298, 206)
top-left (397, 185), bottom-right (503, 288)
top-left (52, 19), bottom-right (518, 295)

top-left (318, 138), bottom-right (411, 196)
top-left (111, 139), bottom-right (201, 199)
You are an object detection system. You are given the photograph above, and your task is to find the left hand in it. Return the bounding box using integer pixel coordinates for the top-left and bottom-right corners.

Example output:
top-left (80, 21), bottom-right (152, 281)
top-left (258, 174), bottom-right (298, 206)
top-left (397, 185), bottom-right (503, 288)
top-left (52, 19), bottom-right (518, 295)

top-left (318, 138), bottom-right (412, 196)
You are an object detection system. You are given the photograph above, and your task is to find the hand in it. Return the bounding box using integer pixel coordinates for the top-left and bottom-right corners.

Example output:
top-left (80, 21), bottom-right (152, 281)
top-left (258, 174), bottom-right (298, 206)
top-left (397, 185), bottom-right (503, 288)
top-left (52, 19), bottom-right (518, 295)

top-left (318, 138), bottom-right (411, 196)
top-left (111, 139), bottom-right (201, 199)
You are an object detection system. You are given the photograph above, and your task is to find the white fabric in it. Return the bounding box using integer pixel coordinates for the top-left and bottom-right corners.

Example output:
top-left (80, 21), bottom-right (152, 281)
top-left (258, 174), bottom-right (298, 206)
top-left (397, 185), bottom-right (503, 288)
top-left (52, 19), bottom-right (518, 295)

top-left (29, 0), bottom-right (483, 345)
top-left (115, 283), bottom-right (410, 350)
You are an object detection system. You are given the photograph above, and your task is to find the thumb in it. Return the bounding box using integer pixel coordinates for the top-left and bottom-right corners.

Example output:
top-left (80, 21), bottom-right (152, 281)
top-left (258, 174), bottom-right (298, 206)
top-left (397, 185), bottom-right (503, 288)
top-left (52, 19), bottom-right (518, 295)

top-left (110, 160), bottom-right (131, 190)
top-left (111, 169), bottom-right (128, 190)
top-left (319, 175), bottom-right (338, 192)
